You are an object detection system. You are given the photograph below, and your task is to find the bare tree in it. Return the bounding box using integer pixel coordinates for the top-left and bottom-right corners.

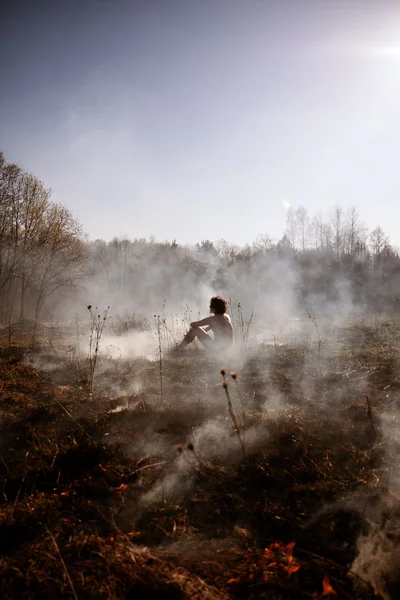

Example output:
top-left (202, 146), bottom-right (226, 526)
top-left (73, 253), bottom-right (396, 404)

top-left (0, 158), bottom-right (26, 321)
top-left (341, 207), bottom-right (367, 260)
top-left (0, 153), bottom-right (87, 325)
top-left (296, 206), bottom-right (310, 252)
top-left (370, 226), bottom-right (390, 265)
top-left (30, 203), bottom-right (87, 322)
top-left (331, 206), bottom-right (343, 259)
top-left (285, 207), bottom-right (298, 249)
top-left (17, 174), bottom-right (51, 318)
top-left (252, 233), bottom-right (274, 255)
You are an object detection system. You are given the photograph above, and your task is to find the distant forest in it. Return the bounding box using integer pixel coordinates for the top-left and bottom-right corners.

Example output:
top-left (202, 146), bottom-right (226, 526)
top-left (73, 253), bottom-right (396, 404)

top-left (1, 152), bottom-right (399, 324)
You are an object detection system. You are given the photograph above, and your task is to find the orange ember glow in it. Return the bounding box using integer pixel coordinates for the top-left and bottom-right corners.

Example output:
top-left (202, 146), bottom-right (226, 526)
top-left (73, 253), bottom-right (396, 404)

top-left (313, 576), bottom-right (337, 598)
top-left (322, 576), bottom-right (336, 596)
top-left (263, 541), bottom-right (301, 580)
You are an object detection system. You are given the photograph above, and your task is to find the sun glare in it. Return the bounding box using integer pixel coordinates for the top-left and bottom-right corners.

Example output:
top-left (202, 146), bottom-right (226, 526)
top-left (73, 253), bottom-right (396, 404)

top-left (372, 45), bottom-right (400, 57)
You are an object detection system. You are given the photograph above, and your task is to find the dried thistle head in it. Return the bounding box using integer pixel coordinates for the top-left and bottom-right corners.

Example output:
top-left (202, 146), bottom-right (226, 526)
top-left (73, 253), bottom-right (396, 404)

top-left (220, 368), bottom-right (226, 376)
top-left (176, 444), bottom-right (183, 453)
top-left (230, 371), bottom-right (238, 379)
top-left (221, 381), bottom-right (228, 389)
top-left (187, 442), bottom-right (194, 451)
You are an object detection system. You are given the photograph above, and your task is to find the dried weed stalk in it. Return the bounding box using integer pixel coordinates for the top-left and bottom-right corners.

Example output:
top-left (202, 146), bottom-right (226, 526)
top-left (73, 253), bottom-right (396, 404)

top-left (46, 528), bottom-right (79, 600)
top-left (221, 370), bottom-right (246, 460)
top-left (308, 311), bottom-right (322, 370)
top-left (87, 305), bottom-right (110, 394)
top-left (231, 371), bottom-right (246, 426)
top-left (228, 299), bottom-right (253, 346)
top-left (154, 314), bottom-right (164, 404)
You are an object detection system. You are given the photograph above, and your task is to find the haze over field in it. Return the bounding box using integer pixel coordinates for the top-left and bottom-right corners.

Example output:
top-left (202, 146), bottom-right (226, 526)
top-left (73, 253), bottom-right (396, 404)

top-left (2, 5), bottom-right (400, 598)
top-left (1, 0), bottom-right (400, 246)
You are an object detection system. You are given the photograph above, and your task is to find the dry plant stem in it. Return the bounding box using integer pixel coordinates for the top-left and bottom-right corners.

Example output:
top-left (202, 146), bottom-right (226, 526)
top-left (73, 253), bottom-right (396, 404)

top-left (273, 334), bottom-right (278, 353)
top-left (74, 313), bottom-right (82, 360)
top-left (129, 460), bottom-right (169, 476)
top-left (308, 312), bottom-right (321, 342)
top-left (232, 377), bottom-right (246, 426)
top-left (243, 310), bottom-right (253, 345)
top-left (87, 305), bottom-right (110, 394)
top-left (228, 301), bottom-right (253, 346)
top-left (46, 528), bottom-right (79, 600)
top-left (237, 303), bottom-right (244, 341)
top-left (53, 396), bottom-right (93, 440)
top-left (163, 320), bottom-right (178, 347)
top-left (308, 313), bottom-right (323, 374)
top-left (370, 433), bottom-right (400, 450)
top-left (155, 315), bottom-right (164, 404)
top-left (228, 298), bottom-right (236, 332)
top-left (222, 383), bottom-right (246, 460)
top-left (11, 473), bottom-right (27, 519)
top-left (0, 451), bottom-right (11, 476)
top-left (365, 395), bottom-right (376, 431)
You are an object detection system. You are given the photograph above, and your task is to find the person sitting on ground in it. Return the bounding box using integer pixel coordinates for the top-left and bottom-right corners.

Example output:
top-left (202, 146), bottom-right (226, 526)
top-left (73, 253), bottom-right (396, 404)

top-left (176, 296), bottom-right (233, 352)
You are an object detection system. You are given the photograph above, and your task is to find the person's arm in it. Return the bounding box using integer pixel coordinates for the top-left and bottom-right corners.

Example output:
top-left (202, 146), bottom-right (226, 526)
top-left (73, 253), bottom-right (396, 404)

top-left (190, 316), bottom-right (212, 328)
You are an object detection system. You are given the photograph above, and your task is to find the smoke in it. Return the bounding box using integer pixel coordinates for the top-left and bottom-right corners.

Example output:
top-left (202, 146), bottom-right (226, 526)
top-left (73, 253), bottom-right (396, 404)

top-left (350, 409), bottom-right (400, 599)
top-left (351, 513), bottom-right (400, 600)
top-left (101, 331), bottom-right (156, 361)
top-left (20, 232), bottom-right (400, 598)
top-left (34, 228), bottom-right (398, 364)
top-left (139, 418), bottom-right (269, 513)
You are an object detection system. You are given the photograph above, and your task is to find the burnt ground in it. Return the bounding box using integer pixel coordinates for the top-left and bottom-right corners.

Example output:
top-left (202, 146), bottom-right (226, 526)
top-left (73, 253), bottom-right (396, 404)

top-left (0, 319), bottom-right (400, 599)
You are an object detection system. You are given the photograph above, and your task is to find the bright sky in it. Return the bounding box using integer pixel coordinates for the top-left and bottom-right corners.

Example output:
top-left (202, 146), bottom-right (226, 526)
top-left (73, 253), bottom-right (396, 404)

top-left (1, 0), bottom-right (400, 246)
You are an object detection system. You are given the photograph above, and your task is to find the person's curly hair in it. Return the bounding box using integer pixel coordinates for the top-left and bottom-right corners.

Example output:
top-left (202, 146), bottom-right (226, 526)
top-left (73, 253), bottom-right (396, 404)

top-left (210, 296), bottom-right (228, 315)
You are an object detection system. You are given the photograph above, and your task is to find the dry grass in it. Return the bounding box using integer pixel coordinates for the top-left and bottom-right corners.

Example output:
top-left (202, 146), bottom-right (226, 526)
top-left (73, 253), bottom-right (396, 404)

top-left (0, 319), bottom-right (399, 598)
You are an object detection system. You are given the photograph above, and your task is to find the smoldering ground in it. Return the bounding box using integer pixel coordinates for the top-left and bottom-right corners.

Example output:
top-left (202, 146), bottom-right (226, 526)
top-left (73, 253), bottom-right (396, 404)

top-left (3, 241), bottom-right (400, 597)
top-left (25, 316), bottom-right (400, 594)
top-left (108, 316), bottom-right (400, 598)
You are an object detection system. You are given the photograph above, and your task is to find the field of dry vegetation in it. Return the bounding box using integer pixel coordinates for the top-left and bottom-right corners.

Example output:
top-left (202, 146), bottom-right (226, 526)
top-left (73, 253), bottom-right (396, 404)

top-left (0, 315), bottom-right (400, 600)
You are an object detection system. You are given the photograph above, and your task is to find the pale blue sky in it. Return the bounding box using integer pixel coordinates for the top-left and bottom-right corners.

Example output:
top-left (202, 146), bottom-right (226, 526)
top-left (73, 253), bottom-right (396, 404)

top-left (1, 0), bottom-right (400, 245)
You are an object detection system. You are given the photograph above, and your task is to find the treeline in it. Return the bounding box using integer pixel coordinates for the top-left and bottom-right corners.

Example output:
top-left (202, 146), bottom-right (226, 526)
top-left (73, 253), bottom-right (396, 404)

top-left (86, 231), bottom-right (400, 318)
top-left (86, 207), bottom-right (400, 318)
top-left (0, 152), bottom-right (87, 324)
top-left (283, 205), bottom-right (394, 262)
top-left (1, 151), bottom-right (399, 324)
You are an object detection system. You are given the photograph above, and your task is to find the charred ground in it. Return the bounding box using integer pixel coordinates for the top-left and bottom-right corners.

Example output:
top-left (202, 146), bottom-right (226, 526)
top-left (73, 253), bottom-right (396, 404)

top-left (0, 318), bottom-right (399, 599)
